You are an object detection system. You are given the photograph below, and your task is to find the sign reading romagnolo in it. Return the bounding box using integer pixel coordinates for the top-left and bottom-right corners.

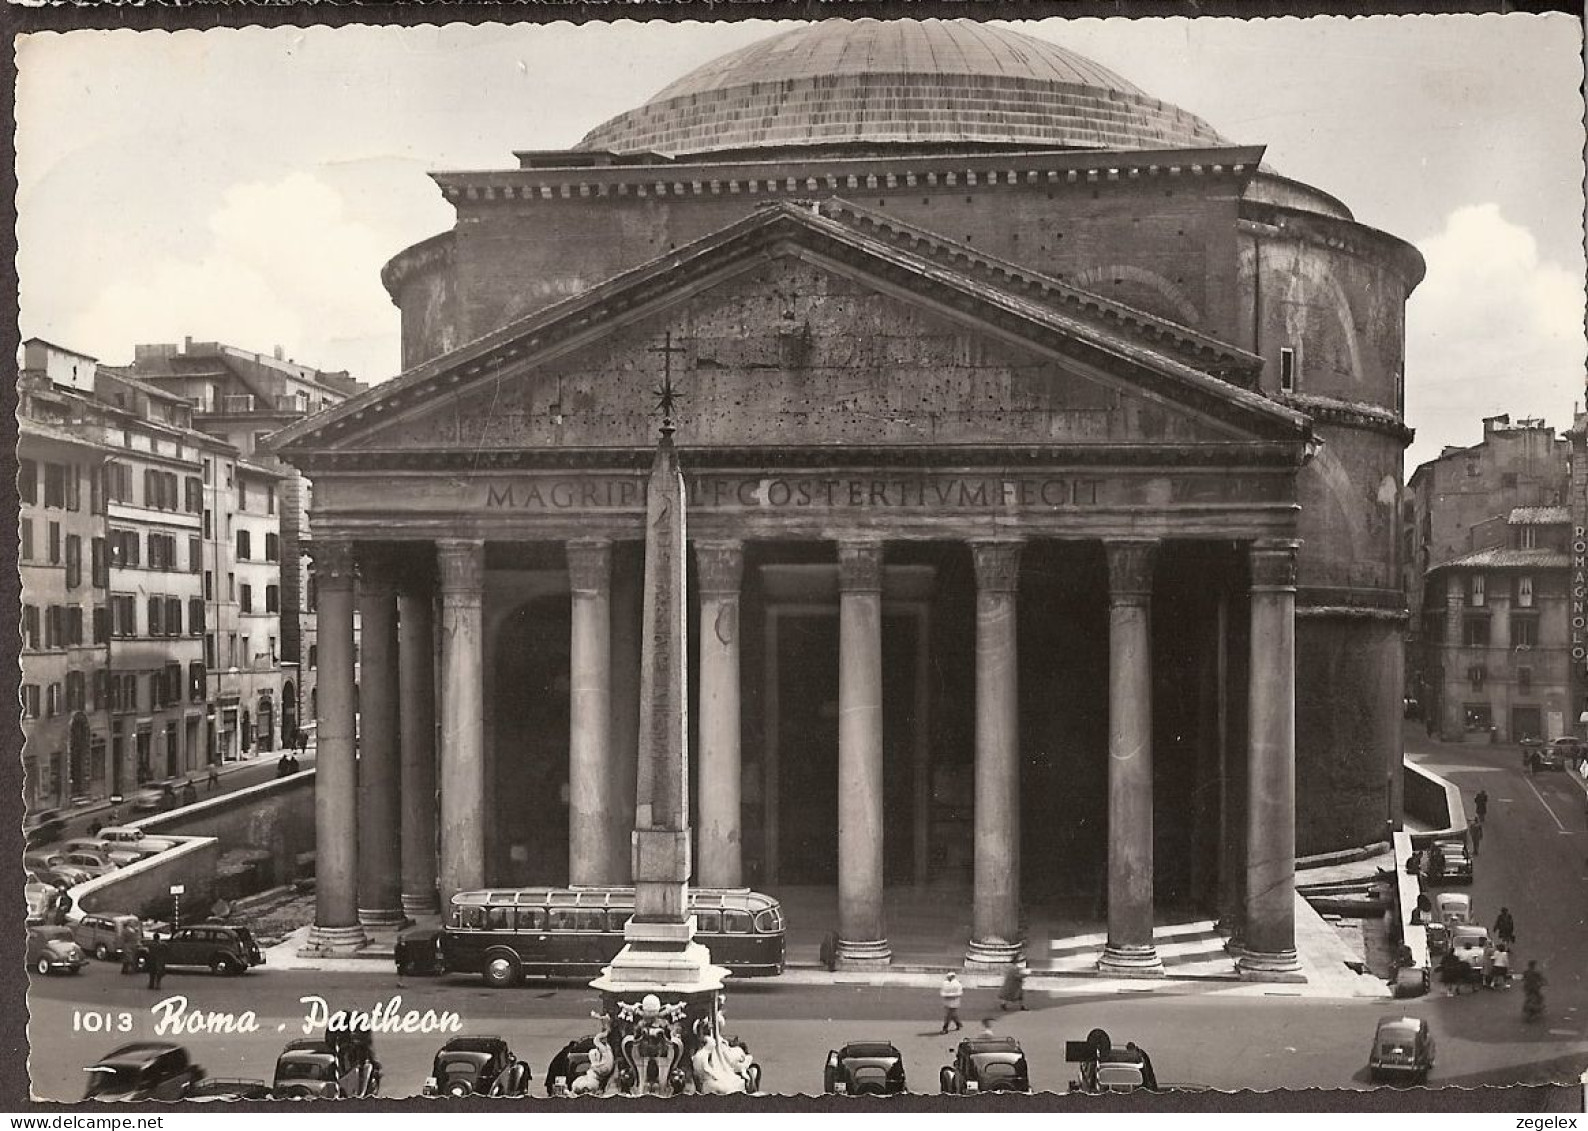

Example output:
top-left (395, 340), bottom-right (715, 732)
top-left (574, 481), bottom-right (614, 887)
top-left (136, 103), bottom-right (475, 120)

top-left (1574, 525), bottom-right (1588, 674)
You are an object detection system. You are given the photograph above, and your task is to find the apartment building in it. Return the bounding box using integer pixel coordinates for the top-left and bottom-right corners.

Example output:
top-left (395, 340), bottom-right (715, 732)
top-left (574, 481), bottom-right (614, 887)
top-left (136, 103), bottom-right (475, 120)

top-left (18, 342), bottom-right (112, 810)
top-left (123, 339), bottom-right (363, 740)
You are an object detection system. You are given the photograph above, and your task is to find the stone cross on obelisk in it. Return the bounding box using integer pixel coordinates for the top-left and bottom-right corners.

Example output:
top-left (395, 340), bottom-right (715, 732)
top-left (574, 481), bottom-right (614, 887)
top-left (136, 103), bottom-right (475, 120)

top-left (592, 332), bottom-right (725, 995)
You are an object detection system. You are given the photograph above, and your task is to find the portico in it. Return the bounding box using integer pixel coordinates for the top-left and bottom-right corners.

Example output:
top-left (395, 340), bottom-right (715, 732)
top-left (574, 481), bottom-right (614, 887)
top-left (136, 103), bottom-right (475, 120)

top-left (274, 201), bottom-right (1311, 978)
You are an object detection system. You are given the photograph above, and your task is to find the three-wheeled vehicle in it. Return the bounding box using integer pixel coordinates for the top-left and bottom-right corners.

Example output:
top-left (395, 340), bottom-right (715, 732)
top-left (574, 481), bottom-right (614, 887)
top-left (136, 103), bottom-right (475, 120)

top-left (1367, 1016), bottom-right (1435, 1084)
top-left (543, 1037), bottom-right (596, 1097)
top-left (1066, 1029), bottom-right (1158, 1094)
top-left (939, 1035), bottom-right (1030, 1094)
top-left (422, 1036), bottom-right (532, 1097)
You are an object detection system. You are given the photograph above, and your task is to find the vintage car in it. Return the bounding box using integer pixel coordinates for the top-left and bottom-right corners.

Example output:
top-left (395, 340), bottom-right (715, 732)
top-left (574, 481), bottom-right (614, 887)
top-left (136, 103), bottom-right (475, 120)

top-left (422, 1036), bottom-right (532, 1097)
top-left (939, 1035), bottom-right (1030, 1094)
top-left (97, 826), bottom-right (180, 856)
top-left (34, 849), bottom-right (120, 879)
top-left (395, 927), bottom-right (446, 976)
top-left (1529, 737), bottom-right (1580, 772)
top-left (823, 1041), bottom-right (907, 1096)
top-left (1449, 924), bottom-right (1491, 969)
top-left (1066, 1030), bottom-right (1158, 1094)
top-left (1424, 839), bottom-right (1472, 885)
top-left (24, 875), bottom-right (55, 918)
top-left (83, 1043), bottom-right (206, 1101)
top-left (130, 786), bottom-right (169, 814)
top-left (161, 924), bottom-right (264, 975)
top-left (186, 1078), bottom-right (273, 1100)
top-left (27, 925), bottom-right (89, 975)
top-left (24, 808), bottom-right (66, 847)
top-left (543, 1037), bottom-right (596, 1097)
top-left (1367, 1016), bottom-right (1435, 1084)
top-left (73, 913), bottom-right (144, 962)
top-left (271, 1038), bottom-right (381, 1099)
top-left (60, 838), bottom-right (143, 869)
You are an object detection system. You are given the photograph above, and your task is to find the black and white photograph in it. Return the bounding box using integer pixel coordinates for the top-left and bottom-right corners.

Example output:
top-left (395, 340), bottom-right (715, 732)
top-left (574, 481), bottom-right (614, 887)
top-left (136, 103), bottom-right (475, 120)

top-left (9, 9), bottom-right (1588, 1108)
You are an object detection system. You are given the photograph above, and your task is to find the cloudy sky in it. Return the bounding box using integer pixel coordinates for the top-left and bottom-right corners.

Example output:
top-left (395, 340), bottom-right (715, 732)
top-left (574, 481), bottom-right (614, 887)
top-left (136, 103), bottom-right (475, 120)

top-left (15, 15), bottom-right (1585, 469)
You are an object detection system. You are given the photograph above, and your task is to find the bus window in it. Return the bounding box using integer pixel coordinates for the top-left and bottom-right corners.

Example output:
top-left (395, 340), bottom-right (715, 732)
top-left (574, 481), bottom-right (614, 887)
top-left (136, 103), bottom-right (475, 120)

top-left (483, 906), bottom-right (511, 931)
top-left (573, 909), bottom-right (608, 932)
top-left (695, 910), bottom-right (721, 934)
top-left (754, 909), bottom-right (782, 933)
top-left (458, 907), bottom-right (485, 930)
top-left (548, 909), bottom-right (578, 931)
top-left (724, 910), bottom-right (752, 934)
top-left (519, 907), bottom-right (547, 931)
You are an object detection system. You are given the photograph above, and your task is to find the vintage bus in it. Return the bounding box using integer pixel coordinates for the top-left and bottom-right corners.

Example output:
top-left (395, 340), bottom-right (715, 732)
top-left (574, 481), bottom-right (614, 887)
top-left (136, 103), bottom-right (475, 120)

top-left (440, 886), bottom-right (786, 986)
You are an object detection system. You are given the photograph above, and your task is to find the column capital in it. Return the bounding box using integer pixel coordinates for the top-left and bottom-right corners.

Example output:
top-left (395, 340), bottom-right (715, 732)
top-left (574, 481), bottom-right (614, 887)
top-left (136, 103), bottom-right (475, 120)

top-left (838, 539), bottom-right (885, 593)
top-left (695, 540), bottom-right (744, 597)
top-left (971, 541), bottom-right (1023, 594)
top-left (310, 540), bottom-right (357, 588)
top-left (1106, 540), bottom-right (1158, 604)
top-left (566, 538), bottom-right (612, 594)
top-left (356, 544), bottom-right (402, 594)
top-left (436, 539), bottom-right (485, 597)
top-left (1250, 539), bottom-right (1301, 592)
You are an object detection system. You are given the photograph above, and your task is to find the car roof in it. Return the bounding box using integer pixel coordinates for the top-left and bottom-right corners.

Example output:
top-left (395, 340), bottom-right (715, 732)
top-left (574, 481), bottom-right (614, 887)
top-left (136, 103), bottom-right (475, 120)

top-left (838, 1042), bottom-right (900, 1057)
top-left (281, 1039), bottom-right (333, 1054)
top-left (1376, 1016), bottom-right (1424, 1033)
top-left (93, 1043), bottom-right (186, 1065)
top-left (441, 1036), bottom-right (509, 1053)
top-left (964, 1036), bottom-right (1023, 1053)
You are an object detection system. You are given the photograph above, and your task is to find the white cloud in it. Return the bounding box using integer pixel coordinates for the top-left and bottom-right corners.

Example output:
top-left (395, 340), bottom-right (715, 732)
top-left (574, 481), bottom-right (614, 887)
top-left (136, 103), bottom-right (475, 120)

top-left (1405, 203), bottom-right (1586, 467)
top-left (60, 172), bottom-right (405, 379)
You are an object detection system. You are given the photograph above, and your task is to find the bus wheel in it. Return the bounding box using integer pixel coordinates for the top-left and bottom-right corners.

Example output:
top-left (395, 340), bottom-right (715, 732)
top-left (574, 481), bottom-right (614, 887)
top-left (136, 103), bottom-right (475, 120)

top-left (483, 953), bottom-right (521, 988)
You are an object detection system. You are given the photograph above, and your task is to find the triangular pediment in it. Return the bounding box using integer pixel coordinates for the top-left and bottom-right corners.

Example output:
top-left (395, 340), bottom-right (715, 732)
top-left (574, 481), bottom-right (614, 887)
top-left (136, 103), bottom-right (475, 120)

top-left (270, 202), bottom-right (1309, 463)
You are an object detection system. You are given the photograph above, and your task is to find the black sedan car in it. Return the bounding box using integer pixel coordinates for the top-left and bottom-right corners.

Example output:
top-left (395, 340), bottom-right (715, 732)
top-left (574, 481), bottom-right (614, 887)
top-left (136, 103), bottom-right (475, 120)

top-left (824, 1041), bottom-right (907, 1096)
top-left (423, 1036), bottom-right (532, 1097)
top-left (940, 1035), bottom-right (1030, 1094)
top-left (272, 1038), bottom-right (381, 1099)
top-left (543, 1037), bottom-right (596, 1097)
top-left (83, 1043), bottom-right (206, 1101)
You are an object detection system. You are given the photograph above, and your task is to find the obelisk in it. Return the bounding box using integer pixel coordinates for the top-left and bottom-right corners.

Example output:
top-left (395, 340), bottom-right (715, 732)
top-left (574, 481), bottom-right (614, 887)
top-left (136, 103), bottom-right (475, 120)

top-left (592, 346), bottom-right (725, 998)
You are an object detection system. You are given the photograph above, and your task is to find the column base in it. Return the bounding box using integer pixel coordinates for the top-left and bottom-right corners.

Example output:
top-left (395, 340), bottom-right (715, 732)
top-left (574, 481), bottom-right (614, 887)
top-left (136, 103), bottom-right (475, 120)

top-left (835, 938), bottom-right (892, 969)
top-left (1235, 948), bottom-right (1305, 982)
top-left (358, 907), bottom-right (410, 928)
top-left (401, 892), bottom-right (440, 918)
top-left (302, 923), bottom-right (368, 954)
top-left (1097, 943), bottom-right (1164, 977)
top-left (965, 937), bottom-right (1025, 967)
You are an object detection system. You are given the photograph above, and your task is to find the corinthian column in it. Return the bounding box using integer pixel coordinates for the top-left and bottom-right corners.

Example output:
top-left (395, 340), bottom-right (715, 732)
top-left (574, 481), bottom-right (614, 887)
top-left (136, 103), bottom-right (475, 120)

top-left (836, 538), bottom-right (890, 968)
top-left (356, 545), bottom-right (404, 926)
top-left (437, 539), bottom-right (485, 908)
top-left (967, 540), bottom-right (1024, 966)
top-left (1099, 540), bottom-right (1162, 976)
top-left (305, 540), bottom-right (365, 951)
top-left (1236, 539), bottom-right (1304, 981)
top-left (398, 568), bottom-right (438, 917)
top-left (696, 539), bottom-right (744, 888)
top-left (567, 538), bottom-right (614, 885)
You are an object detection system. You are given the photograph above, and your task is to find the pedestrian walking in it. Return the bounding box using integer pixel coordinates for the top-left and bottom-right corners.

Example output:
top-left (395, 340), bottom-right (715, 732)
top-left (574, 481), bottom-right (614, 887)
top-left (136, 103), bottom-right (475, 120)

top-left (180, 779), bottom-right (197, 806)
top-left (1426, 842), bottom-right (1446, 881)
top-left (145, 932), bottom-right (168, 990)
top-left (1490, 942), bottom-right (1512, 987)
top-left (1493, 906), bottom-right (1516, 946)
top-left (206, 764), bottom-right (220, 792)
top-left (818, 931), bottom-right (838, 973)
top-left (276, 754), bottom-right (292, 779)
top-left (998, 963), bottom-right (1028, 1011)
top-left (296, 728), bottom-right (310, 756)
top-left (1474, 789), bottom-right (1489, 822)
top-left (938, 972), bottom-right (964, 1033)
top-left (50, 882), bottom-right (74, 927)
top-left (1467, 820), bottom-right (1483, 858)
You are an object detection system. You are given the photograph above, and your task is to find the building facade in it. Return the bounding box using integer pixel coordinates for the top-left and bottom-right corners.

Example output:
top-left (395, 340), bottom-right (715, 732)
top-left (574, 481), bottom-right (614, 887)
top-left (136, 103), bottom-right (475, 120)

top-left (18, 342), bottom-right (112, 810)
top-left (273, 20), bottom-right (1423, 972)
top-left (122, 339), bottom-right (363, 745)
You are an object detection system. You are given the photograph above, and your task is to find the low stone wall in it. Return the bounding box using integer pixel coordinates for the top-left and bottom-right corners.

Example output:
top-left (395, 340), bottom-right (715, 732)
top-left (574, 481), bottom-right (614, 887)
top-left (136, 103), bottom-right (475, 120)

top-left (130, 770), bottom-right (315, 890)
top-left (1403, 760), bottom-right (1466, 846)
top-left (74, 838), bottom-right (221, 923)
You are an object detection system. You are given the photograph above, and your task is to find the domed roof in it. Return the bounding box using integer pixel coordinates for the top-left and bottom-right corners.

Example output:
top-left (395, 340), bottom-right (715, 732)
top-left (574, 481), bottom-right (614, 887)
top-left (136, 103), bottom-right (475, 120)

top-left (577, 19), bottom-right (1232, 159)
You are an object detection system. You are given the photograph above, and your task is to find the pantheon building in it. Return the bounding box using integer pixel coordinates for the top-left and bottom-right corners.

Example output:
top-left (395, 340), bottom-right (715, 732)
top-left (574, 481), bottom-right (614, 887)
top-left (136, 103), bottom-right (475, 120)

top-left (273, 19), bottom-right (1423, 976)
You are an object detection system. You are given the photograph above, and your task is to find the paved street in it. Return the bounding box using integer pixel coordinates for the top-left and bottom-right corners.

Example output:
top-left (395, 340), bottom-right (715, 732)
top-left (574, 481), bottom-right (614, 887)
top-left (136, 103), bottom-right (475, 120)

top-left (26, 955), bottom-right (1588, 1100)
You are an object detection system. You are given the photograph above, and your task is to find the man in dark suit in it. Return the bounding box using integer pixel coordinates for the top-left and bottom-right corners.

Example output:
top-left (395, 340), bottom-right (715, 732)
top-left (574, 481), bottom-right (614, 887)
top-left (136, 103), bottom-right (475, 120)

top-left (146, 931), bottom-right (168, 990)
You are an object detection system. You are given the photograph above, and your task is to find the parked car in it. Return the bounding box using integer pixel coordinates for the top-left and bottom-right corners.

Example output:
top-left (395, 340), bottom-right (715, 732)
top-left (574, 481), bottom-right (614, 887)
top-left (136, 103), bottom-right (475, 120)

top-left (1367, 1016), bottom-right (1435, 1084)
top-left (24, 809), bottom-right (66, 847)
top-left (543, 1038), bottom-right (596, 1097)
top-left (84, 1043), bottom-right (206, 1101)
top-left (1529, 738), bottom-right (1578, 772)
top-left (1066, 1029), bottom-right (1158, 1094)
top-left (60, 838), bottom-right (142, 868)
top-left (51, 850), bottom-right (123, 878)
top-left (1425, 840), bottom-right (1472, 885)
top-left (939, 1035), bottom-right (1030, 1094)
top-left (823, 1041), bottom-right (907, 1096)
top-left (395, 927), bottom-right (446, 976)
top-left (24, 876), bottom-right (55, 918)
top-left (26, 925), bottom-right (89, 975)
top-left (422, 1036), bottom-right (532, 1097)
top-left (73, 913), bottom-right (144, 962)
top-left (162, 924), bottom-right (264, 975)
top-left (186, 1078), bottom-right (272, 1100)
top-left (271, 1038), bottom-right (381, 1099)
top-left (24, 854), bottom-right (95, 886)
top-left (1448, 924), bottom-right (1491, 969)
top-left (97, 826), bottom-right (179, 856)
